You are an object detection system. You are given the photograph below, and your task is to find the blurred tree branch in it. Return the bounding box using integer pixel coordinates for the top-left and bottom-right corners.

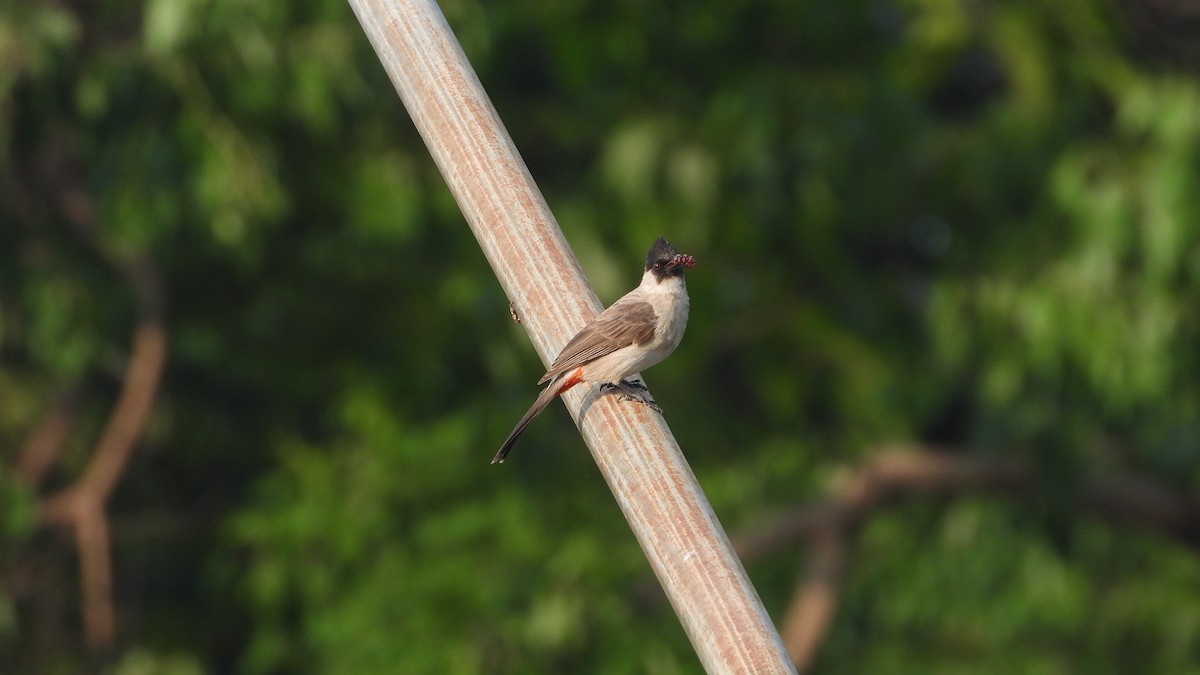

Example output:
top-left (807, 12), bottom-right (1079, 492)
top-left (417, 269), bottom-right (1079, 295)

top-left (16, 143), bottom-right (168, 650)
top-left (732, 446), bottom-right (1200, 671)
top-left (778, 526), bottom-right (846, 674)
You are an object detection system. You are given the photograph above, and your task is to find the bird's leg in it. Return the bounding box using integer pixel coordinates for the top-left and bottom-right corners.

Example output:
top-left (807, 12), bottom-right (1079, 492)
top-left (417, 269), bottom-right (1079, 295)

top-left (605, 380), bottom-right (662, 414)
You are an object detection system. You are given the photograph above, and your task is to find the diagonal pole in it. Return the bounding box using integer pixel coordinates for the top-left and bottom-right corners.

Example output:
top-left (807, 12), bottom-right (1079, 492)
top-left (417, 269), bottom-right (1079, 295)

top-left (347, 1), bottom-right (796, 671)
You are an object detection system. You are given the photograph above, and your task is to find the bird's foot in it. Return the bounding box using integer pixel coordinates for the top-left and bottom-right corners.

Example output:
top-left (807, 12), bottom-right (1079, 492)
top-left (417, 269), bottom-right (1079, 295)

top-left (600, 379), bottom-right (650, 393)
top-left (619, 379), bottom-right (649, 393)
top-left (619, 394), bottom-right (663, 415)
top-left (606, 380), bottom-right (663, 414)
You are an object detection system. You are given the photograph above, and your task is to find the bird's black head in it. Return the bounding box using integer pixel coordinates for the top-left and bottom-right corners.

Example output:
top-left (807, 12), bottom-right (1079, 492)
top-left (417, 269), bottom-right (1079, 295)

top-left (644, 236), bottom-right (695, 281)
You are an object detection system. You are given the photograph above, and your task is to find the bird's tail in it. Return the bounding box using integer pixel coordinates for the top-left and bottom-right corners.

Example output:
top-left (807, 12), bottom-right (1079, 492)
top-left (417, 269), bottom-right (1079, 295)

top-left (492, 368), bottom-right (584, 464)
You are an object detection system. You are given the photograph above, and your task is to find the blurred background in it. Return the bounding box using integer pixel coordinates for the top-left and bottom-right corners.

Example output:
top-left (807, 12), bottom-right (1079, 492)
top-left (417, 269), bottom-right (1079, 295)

top-left (3, 0), bottom-right (1200, 672)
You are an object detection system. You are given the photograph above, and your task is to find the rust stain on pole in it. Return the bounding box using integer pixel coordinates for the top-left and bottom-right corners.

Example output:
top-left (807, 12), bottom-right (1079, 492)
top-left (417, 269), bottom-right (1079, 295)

top-left (348, 0), bottom-right (795, 672)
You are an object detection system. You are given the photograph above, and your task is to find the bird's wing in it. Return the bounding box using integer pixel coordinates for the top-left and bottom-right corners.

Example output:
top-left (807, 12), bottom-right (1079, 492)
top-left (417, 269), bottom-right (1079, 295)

top-left (538, 298), bottom-right (657, 384)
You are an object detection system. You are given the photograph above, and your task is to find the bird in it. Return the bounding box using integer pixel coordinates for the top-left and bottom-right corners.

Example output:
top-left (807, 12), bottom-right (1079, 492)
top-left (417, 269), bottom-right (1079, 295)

top-left (493, 237), bottom-right (694, 463)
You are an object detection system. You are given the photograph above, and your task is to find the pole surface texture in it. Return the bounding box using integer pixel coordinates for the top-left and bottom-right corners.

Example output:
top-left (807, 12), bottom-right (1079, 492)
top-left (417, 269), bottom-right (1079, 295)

top-left (347, 1), bottom-right (796, 672)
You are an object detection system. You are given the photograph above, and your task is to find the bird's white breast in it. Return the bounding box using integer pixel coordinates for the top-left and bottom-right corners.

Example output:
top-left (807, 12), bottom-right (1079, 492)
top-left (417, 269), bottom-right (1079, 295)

top-left (582, 271), bottom-right (690, 384)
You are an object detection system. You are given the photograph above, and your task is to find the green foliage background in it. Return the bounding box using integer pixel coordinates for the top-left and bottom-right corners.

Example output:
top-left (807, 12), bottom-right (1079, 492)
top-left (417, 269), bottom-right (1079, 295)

top-left (3, 0), bottom-right (1200, 672)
